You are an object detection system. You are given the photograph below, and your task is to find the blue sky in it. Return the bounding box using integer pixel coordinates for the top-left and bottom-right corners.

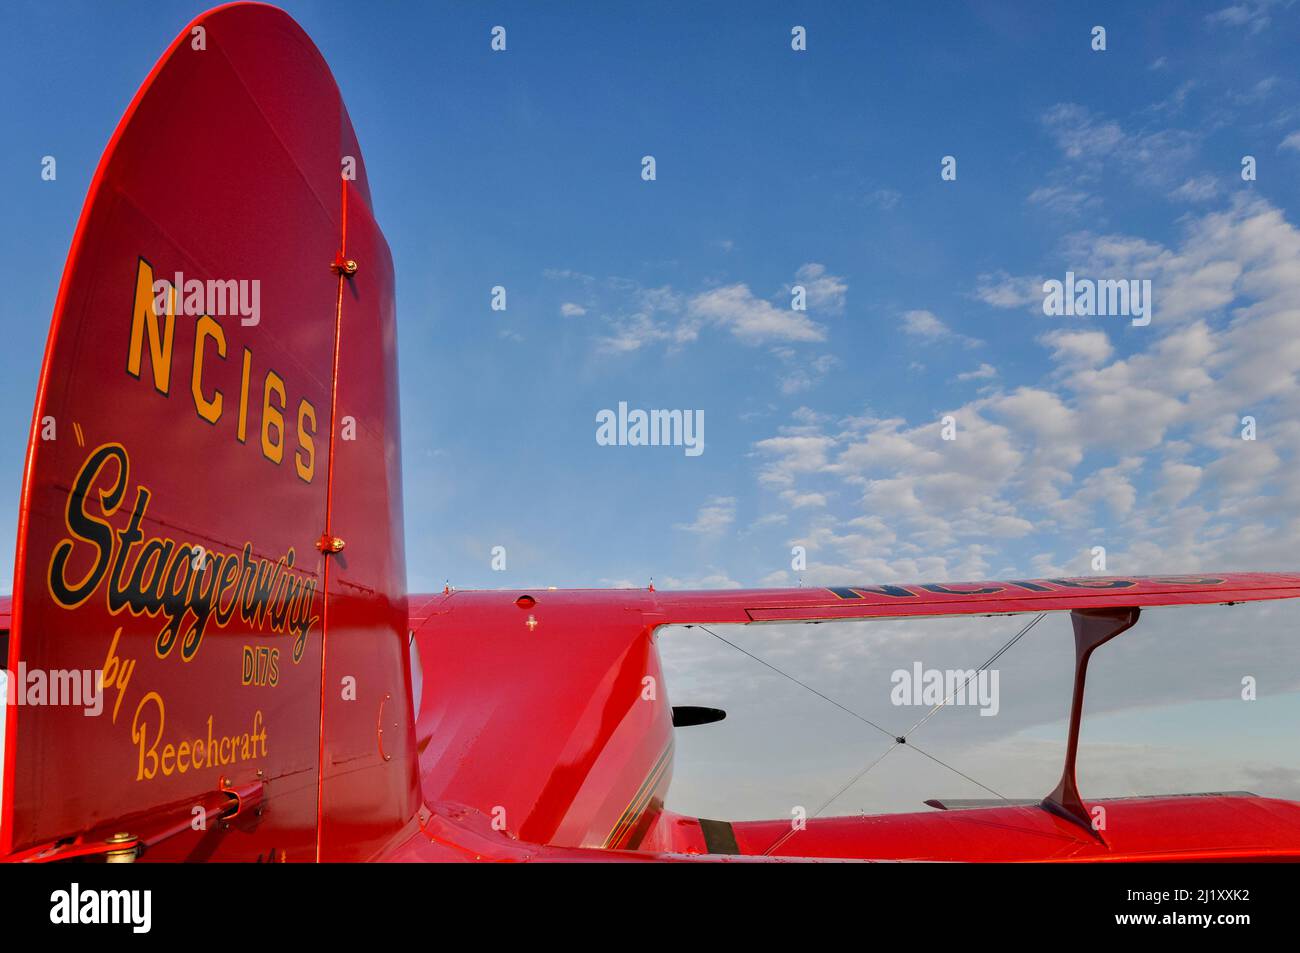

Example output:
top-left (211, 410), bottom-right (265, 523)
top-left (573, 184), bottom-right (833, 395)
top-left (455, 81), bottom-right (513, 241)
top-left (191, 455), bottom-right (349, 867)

top-left (3, 0), bottom-right (1296, 594)
top-left (3, 1), bottom-right (1300, 817)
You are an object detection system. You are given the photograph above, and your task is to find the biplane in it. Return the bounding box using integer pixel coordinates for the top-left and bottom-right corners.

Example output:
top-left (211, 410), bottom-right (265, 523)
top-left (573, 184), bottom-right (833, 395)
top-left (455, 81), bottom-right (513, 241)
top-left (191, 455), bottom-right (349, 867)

top-left (2, 3), bottom-right (1299, 863)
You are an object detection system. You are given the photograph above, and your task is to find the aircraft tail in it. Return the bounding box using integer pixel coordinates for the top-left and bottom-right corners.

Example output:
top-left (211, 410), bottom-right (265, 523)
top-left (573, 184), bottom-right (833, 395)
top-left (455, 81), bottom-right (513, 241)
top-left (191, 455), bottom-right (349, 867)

top-left (0, 3), bottom-right (415, 862)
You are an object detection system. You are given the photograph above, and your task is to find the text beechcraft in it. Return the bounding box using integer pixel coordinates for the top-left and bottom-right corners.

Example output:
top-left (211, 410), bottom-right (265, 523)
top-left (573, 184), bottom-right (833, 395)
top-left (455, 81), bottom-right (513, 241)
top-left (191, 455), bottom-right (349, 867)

top-left (3, 4), bottom-right (1300, 863)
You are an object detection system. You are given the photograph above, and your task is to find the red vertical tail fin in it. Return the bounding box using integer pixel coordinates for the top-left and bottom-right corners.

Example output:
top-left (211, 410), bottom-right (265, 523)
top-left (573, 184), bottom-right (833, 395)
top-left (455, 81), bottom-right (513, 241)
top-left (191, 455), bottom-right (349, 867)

top-left (1, 3), bottom-right (413, 862)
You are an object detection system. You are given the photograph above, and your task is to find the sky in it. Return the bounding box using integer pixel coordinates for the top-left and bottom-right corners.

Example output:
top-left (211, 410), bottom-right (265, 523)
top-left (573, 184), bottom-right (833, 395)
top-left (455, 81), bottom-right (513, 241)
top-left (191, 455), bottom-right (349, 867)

top-left (2, 1), bottom-right (1300, 821)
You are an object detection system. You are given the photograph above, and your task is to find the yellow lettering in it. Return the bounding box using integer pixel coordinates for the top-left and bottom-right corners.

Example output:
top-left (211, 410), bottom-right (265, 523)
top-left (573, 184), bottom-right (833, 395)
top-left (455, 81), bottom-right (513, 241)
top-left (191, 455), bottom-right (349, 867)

top-left (295, 400), bottom-right (316, 483)
top-left (127, 696), bottom-right (266, 781)
top-left (126, 259), bottom-right (175, 394)
top-left (132, 691), bottom-right (164, 781)
top-left (100, 627), bottom-right (134, 723)
top-left (261, 371), bottom-right (285, 464)
top-left (191, 315), bottom-right (226, 423)
top-left (237, 348), bottom-right (251, 443)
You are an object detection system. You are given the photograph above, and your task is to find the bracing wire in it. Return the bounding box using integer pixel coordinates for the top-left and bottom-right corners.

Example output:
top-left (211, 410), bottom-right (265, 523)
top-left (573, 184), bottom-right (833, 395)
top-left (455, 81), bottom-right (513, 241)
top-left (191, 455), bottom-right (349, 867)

top-left (693, 612), bottom-right (1048, 856)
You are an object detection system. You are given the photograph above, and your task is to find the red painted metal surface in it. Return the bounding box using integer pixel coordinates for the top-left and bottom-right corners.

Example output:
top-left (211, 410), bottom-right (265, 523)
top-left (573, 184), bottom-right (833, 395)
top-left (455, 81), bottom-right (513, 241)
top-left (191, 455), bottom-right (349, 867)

top-left (3, 3), bottom-right (1300, 863)
top-left (412, 589), bottom-right (673, 851)
top-left (1042, 607), bottom-right (1141, 836)
top-left (636, 798), bottom-right (1300, 862)
top-left (315, 177), bottom-right (418, 861)
top-left (652, 573), bottom-right (1300, 623)
top-left (0, 2), bottom-right (409, 861)
top-left (401, 586), bottom-right (1300, 862)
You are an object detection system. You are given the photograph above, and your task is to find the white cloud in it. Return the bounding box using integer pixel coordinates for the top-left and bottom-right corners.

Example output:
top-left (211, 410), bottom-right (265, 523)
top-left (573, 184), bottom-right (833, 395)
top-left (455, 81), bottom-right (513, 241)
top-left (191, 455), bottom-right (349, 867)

top-left (901, 309), bottom-right (948, 339)
top-left (1170, 175), bottom-right (1220, 202)
top-left (1041, 103), bottom-right (1123, 160)
top-left (755, 435), bottom-right (838, 489)
top-left (1150, 79), bottom-right (1197, 115)
top-left (596, 311), bottom-right (692, 353)
top-left (660, 572), bottom-right (743, 589)
top-left (1028, 185), bottom-right (1097, 216)
top-left (1152, 461), bottom-right (1203, 507)
top-left (780, 489), bottom-right (828, 508)
top-left (1041, 102), bottom-right (1198, 190)
top-left (565, 265), bottom-right (847, 353)
top-left (777, 353), bottom-right (837, 395)
top-left (972, 271), bottom-right (1044, 310)
top-left (792, 263), bottom-right (849, 314)
top-left (1038, 329), bottom-right (1113, 366)
top-left (901, 310), bottom-right (982, 348)
top-left (675, 497), bottom-right (737, 535)
top-left (1205, 1), bottom-right (1277, 33)
top-left (749, 199), bottom-right (1300, 586)
top-left (688, 284), bottom-right (826, 344)
top-left (573, 279), bottom-right (690, 353)
top-left (955, 363), bottom-right (997, 383)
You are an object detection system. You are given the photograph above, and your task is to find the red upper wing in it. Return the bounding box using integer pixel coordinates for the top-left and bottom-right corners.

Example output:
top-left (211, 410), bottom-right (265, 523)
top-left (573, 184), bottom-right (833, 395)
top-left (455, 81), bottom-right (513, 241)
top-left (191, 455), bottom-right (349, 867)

top-left (647, 572), bottom-right (1300, 624)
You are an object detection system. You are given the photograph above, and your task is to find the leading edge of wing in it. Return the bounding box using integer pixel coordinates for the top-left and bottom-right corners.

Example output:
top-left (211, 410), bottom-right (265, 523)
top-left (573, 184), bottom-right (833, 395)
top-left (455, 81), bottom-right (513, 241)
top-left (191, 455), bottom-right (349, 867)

top-left (650, 572), bottom-right (1300, 625)
top-left (409, 572), bottom-right (1300, 627)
